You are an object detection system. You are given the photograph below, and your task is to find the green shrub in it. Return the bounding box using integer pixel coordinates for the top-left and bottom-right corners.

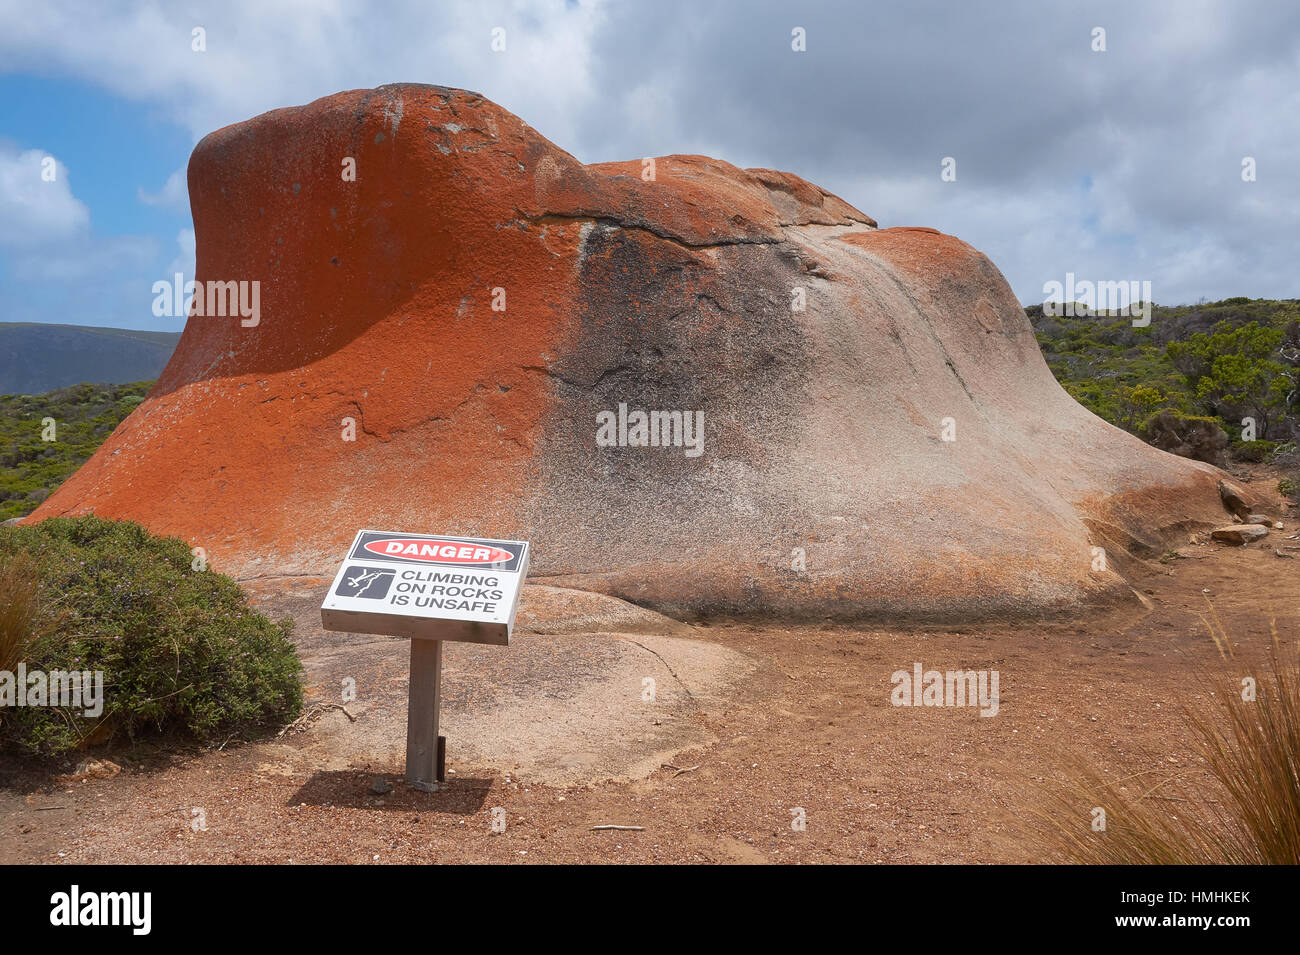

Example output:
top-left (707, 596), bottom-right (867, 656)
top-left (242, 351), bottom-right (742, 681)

top-left (1280, 478), bottom-right (1299, 500)
top-left (1138, 409), bottom-right (1230, 465)
top-left (1168, 321), bottom-right (1292, 439)
top-left (0, 381), bottom-right (151, 521)
top-left (1230, 439), bottom-right (1279, 463)
top-left (0, 516), bottom-right (302, 757)
top-left (1031, 300), bottom-right (1297, 449)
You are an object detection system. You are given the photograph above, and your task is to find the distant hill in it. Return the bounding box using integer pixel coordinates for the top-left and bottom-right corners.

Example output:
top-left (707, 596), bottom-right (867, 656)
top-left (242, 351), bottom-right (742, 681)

top-left (0, 323), bottom-right (180, 395)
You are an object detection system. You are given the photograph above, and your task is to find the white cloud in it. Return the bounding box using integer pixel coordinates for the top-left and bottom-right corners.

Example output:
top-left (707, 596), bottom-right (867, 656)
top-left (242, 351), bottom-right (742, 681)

top-left (0, 0), bottom-right (610, 329)
top-left (0, 143), bottom-right (160, 321)
top-left (7, 235), bottom-right (158, 283)
top-left (0, 0), bottom-right (1295, 309)
top-left (0, 0), bottom-right (608, 152)
top-left (138, 166), bottom-right (189, 211)
top-left (164, 228), bottom-right (196, 285)
top-left (0, 145), bottom-right (89, 245)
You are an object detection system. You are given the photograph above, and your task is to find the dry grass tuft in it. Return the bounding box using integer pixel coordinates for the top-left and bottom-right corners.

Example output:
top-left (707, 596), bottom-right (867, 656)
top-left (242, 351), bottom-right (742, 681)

top-left (1033, 607), bottom-right (1300, 864)
top-left (0, 553), bottom-right (39, 673)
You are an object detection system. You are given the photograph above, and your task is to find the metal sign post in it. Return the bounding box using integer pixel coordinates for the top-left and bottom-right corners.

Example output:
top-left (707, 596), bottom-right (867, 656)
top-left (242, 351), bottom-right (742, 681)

top-left (321, 530), bottom-right (530, 791)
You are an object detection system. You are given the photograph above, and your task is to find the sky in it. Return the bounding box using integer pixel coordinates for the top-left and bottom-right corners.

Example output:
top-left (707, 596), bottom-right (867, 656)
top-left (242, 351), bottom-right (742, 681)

top-left (0, 0), bottom-right (1296, 331)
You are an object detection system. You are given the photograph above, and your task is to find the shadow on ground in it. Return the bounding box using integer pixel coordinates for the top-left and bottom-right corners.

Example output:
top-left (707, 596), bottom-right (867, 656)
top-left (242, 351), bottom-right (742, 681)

top-left (289, 769), bottom-right (493, 814)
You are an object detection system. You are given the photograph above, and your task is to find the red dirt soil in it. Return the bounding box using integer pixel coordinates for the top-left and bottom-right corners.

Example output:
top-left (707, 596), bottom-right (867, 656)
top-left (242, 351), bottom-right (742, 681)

top-left (3, 476), bottom-right (1295, 864)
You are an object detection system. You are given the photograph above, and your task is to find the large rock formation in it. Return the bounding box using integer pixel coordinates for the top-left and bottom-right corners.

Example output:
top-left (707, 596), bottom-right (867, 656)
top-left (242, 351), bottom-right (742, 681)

top-left (32, 83), bottom-right (1229, 622)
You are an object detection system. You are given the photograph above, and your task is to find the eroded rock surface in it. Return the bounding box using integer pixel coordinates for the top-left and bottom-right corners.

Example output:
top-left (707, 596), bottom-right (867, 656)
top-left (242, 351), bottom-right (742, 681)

top-left (33, 84), bottom-right (1229, 621)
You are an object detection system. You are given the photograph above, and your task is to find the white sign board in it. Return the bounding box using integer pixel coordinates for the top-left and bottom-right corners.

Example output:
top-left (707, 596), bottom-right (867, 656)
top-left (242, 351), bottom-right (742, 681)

top-left (320, 530), bottom-right (530, 645)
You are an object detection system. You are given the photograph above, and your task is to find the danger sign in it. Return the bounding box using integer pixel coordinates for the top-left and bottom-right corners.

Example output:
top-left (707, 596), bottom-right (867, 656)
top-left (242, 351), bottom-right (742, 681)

top-left (320, 530), bottom-right (530, 645)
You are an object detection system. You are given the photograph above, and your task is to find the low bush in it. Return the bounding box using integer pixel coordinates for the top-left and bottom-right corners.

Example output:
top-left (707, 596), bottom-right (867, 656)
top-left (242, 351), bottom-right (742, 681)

top-left (1138, 410), bottom-right (1229, 466)
top-left (1229, 439), bottom-right (1278, 463)
top-left (0, 516), bottom-right (302, 757)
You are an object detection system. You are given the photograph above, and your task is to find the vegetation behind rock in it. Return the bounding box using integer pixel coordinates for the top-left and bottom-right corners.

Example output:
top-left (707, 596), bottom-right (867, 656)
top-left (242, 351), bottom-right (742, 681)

top-left (0, 381), bottom-right (151, 522)
top-left (1030, 297), bottom-right (1299, 489)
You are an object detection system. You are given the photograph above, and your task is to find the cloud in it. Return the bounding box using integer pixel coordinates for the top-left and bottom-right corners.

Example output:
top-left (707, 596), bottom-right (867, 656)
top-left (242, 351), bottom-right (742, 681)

top-left (164, 228), bottom-right (195, 285)
top-left (0, 0), bottom-right (1296, 309)
top-left (0, 144), bottom-right (89, 245)
top-left (0, 143), bottom-right (162, 326)
top-left (6, 234), bottom-right (158, 283)
top-left (138, 166), bottom-right (189, 211)
top-left (568, 0), bottom-right (1300, 303)
top-left (0, 0), bottom-right (607, 150)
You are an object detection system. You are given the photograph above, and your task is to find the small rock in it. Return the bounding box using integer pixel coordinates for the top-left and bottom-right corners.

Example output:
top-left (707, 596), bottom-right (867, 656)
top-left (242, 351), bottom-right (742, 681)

top-left (1211, 524), bottom-right (1269, 545)
top-left (59, 759), bottom-right (121, 783)
top-left (1276, 549), bottom-right (1295, 559)
top-left (1217, 480), bottom-right (1253, 519)
top-left (1245, 513), bottom-right (1272, 525)
top-left (369, 776), bottom-right (392, 795)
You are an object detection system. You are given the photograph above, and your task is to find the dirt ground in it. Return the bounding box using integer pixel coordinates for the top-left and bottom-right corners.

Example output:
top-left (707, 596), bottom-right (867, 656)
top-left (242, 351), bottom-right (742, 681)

top-left (2, 476), bottom-right (1296, 865)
